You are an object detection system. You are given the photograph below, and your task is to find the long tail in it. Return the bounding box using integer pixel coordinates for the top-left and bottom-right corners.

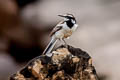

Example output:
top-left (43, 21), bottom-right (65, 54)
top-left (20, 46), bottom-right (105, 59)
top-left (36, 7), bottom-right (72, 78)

top-left (43, 37), bottom-right (58, 55)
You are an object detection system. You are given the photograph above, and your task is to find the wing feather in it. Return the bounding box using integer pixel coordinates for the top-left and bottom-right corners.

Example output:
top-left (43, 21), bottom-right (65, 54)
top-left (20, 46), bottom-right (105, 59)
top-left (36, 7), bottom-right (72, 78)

top-left (50, 21), bottom-right (64, 37)
top-left (50, 26), bottom-right (62, 37)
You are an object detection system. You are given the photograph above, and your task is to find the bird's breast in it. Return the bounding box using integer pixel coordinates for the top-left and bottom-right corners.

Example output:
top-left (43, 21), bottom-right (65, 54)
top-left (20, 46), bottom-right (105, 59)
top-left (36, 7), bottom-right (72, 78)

top-left (64, 24), bottom-right (78, 38)
top-left (54, 23), bottom-right (78, 39)
top-left (64, 30), bottom-right (73, 38)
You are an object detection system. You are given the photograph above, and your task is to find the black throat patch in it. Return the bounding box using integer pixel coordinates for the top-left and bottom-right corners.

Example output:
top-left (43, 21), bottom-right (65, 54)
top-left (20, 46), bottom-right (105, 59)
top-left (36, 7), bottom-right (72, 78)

top-left (66, 20), bottom-right (74, 28)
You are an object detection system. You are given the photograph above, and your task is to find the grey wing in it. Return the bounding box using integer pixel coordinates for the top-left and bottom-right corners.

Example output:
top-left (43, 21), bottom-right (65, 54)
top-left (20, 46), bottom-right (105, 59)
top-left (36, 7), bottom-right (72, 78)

top-left (50, 25), bottom-right (63, 37)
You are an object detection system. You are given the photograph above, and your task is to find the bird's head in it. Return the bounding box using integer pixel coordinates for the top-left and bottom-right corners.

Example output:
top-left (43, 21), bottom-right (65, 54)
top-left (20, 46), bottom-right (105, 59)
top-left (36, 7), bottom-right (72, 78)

top-left (58, 13), bottom-right (76, 24)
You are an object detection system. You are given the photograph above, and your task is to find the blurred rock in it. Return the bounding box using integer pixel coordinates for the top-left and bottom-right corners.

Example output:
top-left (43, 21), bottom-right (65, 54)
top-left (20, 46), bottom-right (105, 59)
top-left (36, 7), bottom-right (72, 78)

top-left (0, 53), bottom-right (21, 80)
top-left (0, 0), bottom-right (18, 35)
top-left (0, 0), bottom-right (45, 63)
top-left (15, 0), bottom-right (39, 8)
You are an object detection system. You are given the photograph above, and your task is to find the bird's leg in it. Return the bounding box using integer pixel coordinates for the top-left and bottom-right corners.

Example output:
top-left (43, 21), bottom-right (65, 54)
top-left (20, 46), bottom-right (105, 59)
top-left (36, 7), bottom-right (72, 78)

top-left (62, 39), bottom-right (68, 48)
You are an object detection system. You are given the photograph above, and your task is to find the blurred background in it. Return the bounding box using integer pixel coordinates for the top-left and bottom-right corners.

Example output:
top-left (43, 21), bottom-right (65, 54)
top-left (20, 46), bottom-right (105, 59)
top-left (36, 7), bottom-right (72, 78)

top-left (0, 0), bottom-right (120, 80)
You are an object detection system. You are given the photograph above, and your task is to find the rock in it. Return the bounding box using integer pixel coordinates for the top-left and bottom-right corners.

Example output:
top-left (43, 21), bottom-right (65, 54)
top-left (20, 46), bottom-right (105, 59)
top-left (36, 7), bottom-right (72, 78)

top-left (10, 45), bottom-right (98, 80)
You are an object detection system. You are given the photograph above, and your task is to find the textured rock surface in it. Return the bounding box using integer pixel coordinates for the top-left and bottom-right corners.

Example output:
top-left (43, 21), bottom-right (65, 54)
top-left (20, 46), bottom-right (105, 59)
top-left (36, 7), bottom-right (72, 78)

top-left (10, 45), bottom-right (98, 80)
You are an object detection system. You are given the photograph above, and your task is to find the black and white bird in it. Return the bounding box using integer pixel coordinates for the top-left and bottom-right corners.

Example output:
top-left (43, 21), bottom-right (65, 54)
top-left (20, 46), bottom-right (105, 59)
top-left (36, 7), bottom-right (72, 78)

top-left (43, 13), bottom-right (78, 56)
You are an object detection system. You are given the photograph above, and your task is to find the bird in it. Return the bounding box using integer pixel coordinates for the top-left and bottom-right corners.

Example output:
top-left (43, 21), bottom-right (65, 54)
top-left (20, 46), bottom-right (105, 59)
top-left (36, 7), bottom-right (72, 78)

top-left (43, 13), bottom-right (78, 56)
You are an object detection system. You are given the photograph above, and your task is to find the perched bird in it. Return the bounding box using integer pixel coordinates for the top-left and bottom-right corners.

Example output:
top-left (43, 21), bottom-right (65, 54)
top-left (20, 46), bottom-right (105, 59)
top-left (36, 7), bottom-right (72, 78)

top-left (43, 13), bottom-right (78, 56)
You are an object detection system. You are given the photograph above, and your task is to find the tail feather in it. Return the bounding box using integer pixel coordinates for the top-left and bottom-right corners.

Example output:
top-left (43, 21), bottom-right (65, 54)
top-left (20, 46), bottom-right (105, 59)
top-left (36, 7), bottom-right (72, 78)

top-left (43, 37), bottom-right (58, 55)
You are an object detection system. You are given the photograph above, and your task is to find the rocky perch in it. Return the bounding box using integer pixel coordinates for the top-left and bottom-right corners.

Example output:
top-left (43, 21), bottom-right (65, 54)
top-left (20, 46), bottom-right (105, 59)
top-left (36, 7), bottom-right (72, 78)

top-left (10, 45), bottom-right (99, 80)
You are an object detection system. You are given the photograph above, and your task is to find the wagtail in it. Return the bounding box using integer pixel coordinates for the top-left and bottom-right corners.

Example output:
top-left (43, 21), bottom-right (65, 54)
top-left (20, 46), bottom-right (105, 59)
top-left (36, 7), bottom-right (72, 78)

top-left (43, 13), bottom-right (78, 55)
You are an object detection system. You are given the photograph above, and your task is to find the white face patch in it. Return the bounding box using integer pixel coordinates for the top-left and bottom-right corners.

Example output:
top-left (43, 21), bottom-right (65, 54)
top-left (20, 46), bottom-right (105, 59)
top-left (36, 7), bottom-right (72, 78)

top-left (64, 18), bottom-right (69, 21)
top-left (71, 19), bottom-right (75, 24)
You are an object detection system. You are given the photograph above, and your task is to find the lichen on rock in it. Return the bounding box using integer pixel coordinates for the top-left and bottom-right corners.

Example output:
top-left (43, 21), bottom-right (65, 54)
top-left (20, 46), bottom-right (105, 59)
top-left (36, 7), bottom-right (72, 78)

top-left (10, 45), bottom-right (98, 80)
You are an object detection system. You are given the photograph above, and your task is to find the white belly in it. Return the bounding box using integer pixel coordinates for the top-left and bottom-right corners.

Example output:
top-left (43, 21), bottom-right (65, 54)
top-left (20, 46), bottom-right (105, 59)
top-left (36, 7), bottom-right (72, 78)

top-left (54, 24), bottom-right (78, 39)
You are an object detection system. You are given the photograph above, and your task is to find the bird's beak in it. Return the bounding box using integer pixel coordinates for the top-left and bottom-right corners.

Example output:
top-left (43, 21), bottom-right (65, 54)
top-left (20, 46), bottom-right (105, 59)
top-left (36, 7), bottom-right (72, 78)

top-left (58, 15), bottom-right (66, 18)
